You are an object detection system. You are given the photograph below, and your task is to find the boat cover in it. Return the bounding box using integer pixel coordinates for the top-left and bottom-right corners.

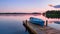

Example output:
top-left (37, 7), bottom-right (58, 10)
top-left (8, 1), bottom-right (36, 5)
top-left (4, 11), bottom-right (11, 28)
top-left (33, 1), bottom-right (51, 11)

top-left (29, 17), bottom-right (44, 27)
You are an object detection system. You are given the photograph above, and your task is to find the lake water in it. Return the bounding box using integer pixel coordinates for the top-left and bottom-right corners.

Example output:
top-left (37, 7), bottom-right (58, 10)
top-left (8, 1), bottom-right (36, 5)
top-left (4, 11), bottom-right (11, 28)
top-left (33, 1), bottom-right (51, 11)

top-left (0, 14), bottom-right (60, 34)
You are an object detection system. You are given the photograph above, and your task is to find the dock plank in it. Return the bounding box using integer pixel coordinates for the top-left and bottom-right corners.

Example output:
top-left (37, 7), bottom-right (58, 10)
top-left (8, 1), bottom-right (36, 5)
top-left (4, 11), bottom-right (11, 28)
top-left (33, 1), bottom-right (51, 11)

top-left (23, 20), bottom-right (60, 34)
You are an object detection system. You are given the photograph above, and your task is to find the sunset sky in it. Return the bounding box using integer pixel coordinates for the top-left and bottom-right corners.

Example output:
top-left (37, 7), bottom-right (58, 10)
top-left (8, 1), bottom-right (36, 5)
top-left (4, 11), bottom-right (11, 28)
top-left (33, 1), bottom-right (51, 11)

top-left (0, 0), bottom-right (60, 13)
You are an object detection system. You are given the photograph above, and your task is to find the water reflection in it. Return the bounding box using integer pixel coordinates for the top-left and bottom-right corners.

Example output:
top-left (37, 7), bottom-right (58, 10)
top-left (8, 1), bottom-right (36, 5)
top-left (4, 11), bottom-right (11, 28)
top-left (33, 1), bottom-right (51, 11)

top-left (54, 21), bottom-right (60, 24)
top-left (48, 22), bottom-right (60, 30)
top-left (0, 15), bottom-right (29, 34)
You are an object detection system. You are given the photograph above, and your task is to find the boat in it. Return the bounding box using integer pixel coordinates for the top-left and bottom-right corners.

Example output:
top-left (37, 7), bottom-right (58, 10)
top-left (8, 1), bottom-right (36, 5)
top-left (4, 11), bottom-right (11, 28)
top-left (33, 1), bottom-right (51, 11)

top-left (29, 17), bottom-right (44, 27)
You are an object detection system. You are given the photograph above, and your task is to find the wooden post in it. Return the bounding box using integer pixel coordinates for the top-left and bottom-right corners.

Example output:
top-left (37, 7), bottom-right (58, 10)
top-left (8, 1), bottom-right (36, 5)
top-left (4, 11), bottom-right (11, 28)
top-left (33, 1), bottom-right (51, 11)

top-left (46, 20), bottom-right (48, 27)
top-left (26, 20), bottom-right (27, 25)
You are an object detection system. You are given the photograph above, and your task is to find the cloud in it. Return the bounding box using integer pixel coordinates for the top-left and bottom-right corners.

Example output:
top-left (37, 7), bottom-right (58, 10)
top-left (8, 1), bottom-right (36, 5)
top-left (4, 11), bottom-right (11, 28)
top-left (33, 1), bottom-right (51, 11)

top-left (49, 4), bottom-right (60, 8)
top-left (53, 5), bottom-right (60, 8)
top-left (48, 4), bottom-right (53, 7)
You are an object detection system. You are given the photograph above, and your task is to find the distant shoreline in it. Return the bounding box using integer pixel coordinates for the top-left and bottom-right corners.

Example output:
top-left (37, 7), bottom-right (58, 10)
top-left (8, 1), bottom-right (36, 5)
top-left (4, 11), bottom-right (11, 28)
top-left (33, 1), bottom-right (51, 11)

top-left (0, 13), bottom-right (41, 14)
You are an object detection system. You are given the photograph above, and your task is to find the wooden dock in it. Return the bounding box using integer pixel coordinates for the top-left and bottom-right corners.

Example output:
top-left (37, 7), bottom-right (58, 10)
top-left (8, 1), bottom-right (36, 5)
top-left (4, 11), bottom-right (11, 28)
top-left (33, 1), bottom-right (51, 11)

top-left (23, 20), bottom-right (60, 34)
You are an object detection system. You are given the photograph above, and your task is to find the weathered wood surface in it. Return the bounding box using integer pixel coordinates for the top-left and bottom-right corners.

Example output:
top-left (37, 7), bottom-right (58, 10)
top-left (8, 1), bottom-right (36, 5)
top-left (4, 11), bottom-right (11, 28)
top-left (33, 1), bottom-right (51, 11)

top-left (23, 20), bottom-right (60, 34)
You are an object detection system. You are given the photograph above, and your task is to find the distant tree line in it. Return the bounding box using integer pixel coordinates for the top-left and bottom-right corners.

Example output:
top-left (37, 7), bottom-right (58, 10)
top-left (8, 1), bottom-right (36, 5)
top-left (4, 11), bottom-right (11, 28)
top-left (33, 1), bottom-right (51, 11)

top-left (46, 10), bottom-right (60, 18)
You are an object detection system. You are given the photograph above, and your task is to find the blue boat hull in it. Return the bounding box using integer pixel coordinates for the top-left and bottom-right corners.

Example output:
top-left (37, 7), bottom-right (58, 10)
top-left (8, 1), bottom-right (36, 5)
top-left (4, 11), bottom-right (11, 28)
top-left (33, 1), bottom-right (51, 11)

top-left (29, 17), bottom-right (44, 27)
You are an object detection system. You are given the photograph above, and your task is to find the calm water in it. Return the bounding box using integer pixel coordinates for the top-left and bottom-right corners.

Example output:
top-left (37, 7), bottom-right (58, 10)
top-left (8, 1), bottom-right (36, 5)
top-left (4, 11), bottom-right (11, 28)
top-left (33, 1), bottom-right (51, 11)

top-left (0, 14), bottom-right (60, 34)
top-left (0, 15), bottom-right (30, 34)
